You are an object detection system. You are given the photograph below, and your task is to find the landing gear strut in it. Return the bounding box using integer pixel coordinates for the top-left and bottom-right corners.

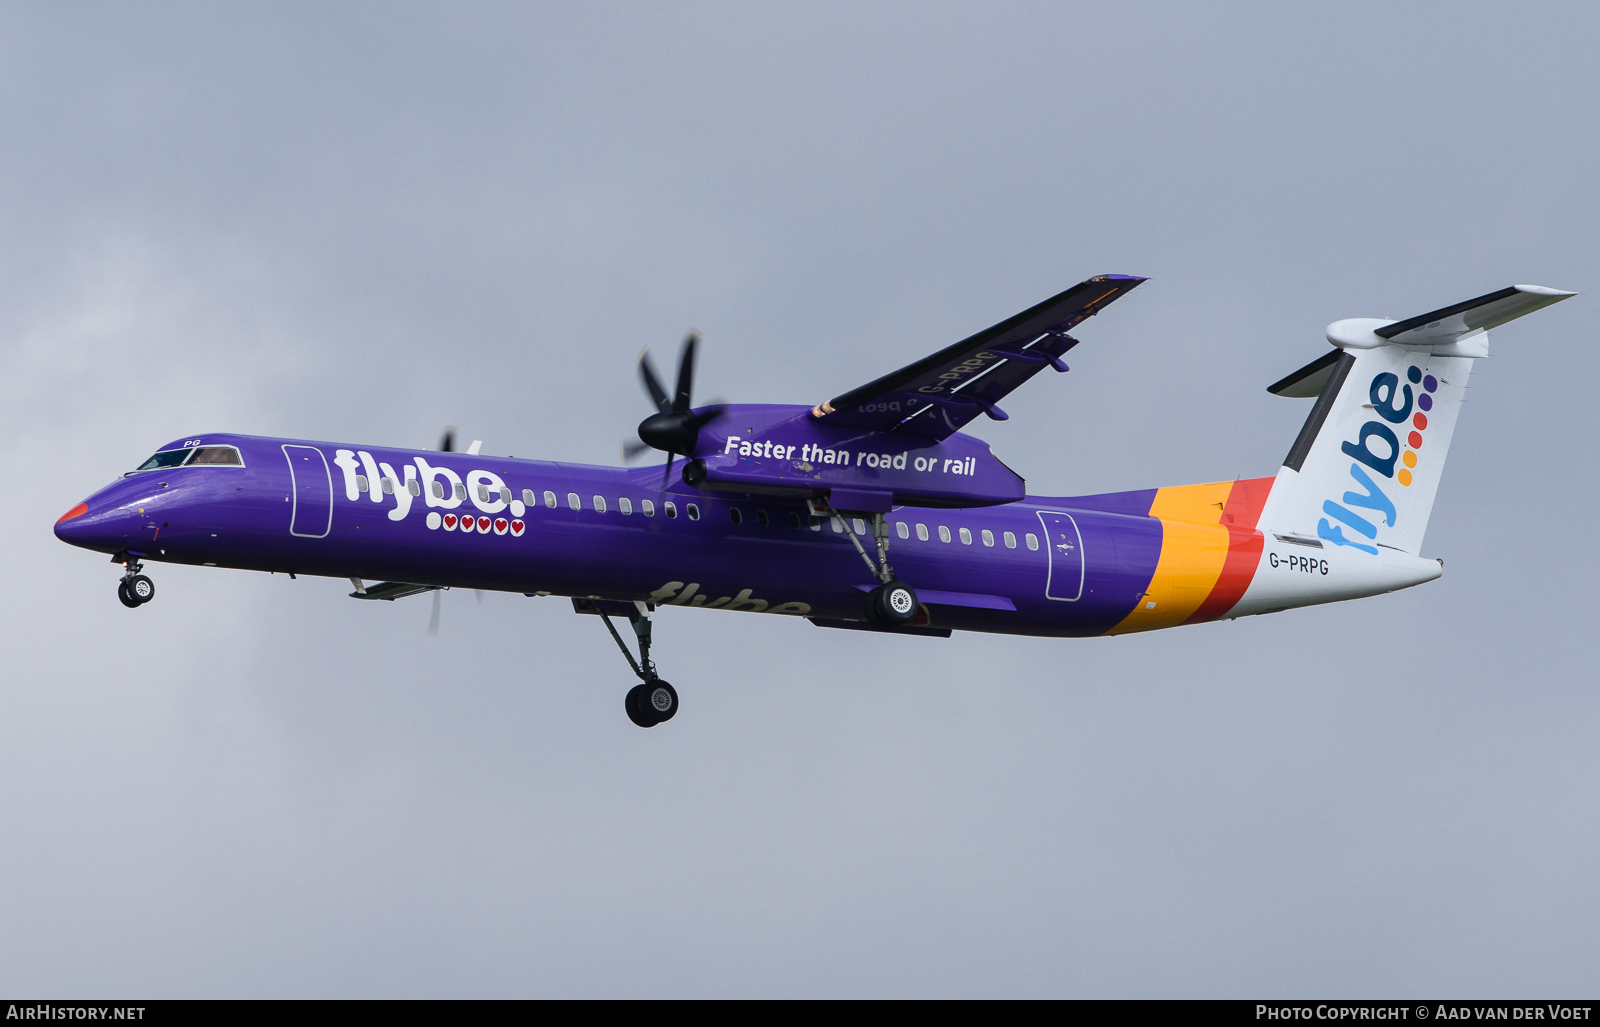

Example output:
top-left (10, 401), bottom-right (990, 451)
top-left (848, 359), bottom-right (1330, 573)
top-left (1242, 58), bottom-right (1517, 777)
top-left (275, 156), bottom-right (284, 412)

top-left (114, 552), bottom-right (155, 608)
top-left (812, 502), bottom-right (920, 629)
top-left (576, 598), bottom-right (680, 728)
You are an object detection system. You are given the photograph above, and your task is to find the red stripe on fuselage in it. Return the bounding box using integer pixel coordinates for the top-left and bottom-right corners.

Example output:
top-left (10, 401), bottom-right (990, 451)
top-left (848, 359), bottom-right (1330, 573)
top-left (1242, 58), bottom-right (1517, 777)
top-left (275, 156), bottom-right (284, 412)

top-left (1183, 476), bottom-right (1272, 624)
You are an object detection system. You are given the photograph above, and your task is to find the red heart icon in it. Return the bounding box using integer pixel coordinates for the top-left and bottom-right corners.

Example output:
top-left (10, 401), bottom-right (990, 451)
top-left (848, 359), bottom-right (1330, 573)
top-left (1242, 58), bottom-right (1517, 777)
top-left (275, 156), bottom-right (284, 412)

top-left (477, 516), bottom-right (491, 531)
top-left (510, 519), bottom-right (524, 536)
top-left (460, 515), bottom-right (474, 532)
top-left (442, 514), bottom-right (457, 529)
top-left (494, 518), bottom-right (508, 534)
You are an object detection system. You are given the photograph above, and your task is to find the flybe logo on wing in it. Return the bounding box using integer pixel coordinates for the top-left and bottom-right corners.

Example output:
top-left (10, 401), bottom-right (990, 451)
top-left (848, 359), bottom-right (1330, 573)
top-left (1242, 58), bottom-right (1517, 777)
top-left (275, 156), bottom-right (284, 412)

top-left (332, 450), bottom-right (525, 536)
top-left (1318, 366), bottom-right (1438, 555)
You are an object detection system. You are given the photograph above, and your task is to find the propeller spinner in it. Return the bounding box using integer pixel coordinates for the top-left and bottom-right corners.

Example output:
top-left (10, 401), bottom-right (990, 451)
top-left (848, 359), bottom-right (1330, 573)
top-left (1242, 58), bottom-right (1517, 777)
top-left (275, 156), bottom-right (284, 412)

top-left (628, 332), bottom-right (725, 485)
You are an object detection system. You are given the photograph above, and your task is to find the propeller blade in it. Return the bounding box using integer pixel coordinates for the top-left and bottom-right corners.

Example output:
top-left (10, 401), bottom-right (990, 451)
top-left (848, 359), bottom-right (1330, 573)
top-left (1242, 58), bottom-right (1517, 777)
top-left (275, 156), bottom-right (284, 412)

top-left (661, 453), bottom-right (675, 488)
top-left (690, 404), bottom-right (728, 429)
top-left (638, 349), bottom-right (671, 414)
top-left (427, 589), bottom-right (441, 637)
top-left (622, 438), bottom-right (653, 462)
top-left (439, 426), bottom-right (457, 453)
top-left (672, 331), bottom-right (699, 414)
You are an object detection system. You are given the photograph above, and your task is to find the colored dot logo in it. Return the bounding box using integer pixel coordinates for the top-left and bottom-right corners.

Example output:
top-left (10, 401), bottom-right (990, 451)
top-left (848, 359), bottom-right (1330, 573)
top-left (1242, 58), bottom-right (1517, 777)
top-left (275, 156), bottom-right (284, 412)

top-left (1398, 366), bottom-right (1437, 487)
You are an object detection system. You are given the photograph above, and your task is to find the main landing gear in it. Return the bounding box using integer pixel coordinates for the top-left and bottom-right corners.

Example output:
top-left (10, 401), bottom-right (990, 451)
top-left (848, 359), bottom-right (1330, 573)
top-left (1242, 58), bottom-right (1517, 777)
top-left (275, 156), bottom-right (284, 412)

top-left (811, 501), bottom-right (921, 629)
top-left (114, 553), bottom-right (155, 608)
top-left (573, 598), bottom-right (680, 728)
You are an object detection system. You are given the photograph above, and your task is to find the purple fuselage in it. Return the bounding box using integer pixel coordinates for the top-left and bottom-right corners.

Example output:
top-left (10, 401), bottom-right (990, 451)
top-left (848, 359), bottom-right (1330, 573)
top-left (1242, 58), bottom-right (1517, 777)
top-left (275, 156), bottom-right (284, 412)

top-left (55, 420), bottom-right (1167, 638)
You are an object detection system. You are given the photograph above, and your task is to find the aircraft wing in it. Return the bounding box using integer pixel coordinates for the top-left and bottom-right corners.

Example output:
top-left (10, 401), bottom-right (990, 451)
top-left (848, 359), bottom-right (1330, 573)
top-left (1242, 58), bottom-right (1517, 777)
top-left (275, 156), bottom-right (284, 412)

top-left (811, 274), bottom-right (1146, 439)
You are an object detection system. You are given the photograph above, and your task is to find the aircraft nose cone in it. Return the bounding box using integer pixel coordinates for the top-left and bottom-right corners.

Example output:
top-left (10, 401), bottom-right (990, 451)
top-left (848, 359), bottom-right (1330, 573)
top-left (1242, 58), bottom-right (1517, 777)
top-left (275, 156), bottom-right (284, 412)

top-left (53, 501), bottom-right (131, 552)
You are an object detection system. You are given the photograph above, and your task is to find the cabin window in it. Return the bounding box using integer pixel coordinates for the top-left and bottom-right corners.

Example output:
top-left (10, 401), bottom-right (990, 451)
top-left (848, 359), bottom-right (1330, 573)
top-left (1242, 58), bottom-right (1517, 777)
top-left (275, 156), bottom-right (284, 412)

top-left (1026, 533), bottom-right (1039, 551)
top-left (916, 523), bottom-right (929, 541)
top-left (356, 475), bottom-right (369, 493)
top-left (896, 521), bottom-right (909, 539)
top-left (981, 529), bottom-right (994, 547)
top-left (453, 483), bottom-right (466, 500)
top-left (1004, 531), bottom-right (1017, 549)
top-left (788, 512), bottom-right (801, 529)
top-left (641, 499), bottom-right (655, 516)
top-left (619, 497), bottom-right (633, 515)
top-left (852, 518), bottom-right (866, 535)
top-left (433, 481), bottom-right (446, 499)
top-left (959, 527), bottom-right (972, 545)
top-left (477, 485), bottom-right (490, 502)
top-left (543, 491), bottom-right (557, 509)
top-left (687, 504), bottom-right (700, 520)
top-left (831, 517), bottom-right (843, 533)
top-left (664, 502), bottom-right (677, 518)
top-left (382, 477), bottom-right (395, 495)
top-left (408, 480), bottom-right (421, 496)
top-left (938, 525), bottom-right (951, 543)
top-left (135, 449), bottom-right (194, 471)
top-left (593, 496), bottom-right (607, 513)
top-left (499, 487), bottom-right (512, 504)
top-left (729, 507), bottom-right (742, 525)
top-left (809, 516), bottom-right (821, 531)
top-left (756, 510), bottom-right (769, 527)
top-left (567, 493), bottom-right (580, 511)
top-left (187, 446), bottom-right (243, 466)
top-left (522, 488), bottom-right (535, 505)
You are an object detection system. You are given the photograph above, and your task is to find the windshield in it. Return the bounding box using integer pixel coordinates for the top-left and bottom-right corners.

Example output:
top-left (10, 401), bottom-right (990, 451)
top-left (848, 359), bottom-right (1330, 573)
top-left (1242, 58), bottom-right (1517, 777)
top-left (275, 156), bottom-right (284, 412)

top-left (136, 449), bottom-right (193, 470)
top-left (134, 445), bottom-right (244, 471)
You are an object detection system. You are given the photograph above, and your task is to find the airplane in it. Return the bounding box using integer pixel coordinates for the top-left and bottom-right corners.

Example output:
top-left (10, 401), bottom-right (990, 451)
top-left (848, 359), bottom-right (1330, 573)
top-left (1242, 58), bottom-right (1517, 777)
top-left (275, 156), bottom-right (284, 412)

top-left (53, 275), bottom-right (1574, 727)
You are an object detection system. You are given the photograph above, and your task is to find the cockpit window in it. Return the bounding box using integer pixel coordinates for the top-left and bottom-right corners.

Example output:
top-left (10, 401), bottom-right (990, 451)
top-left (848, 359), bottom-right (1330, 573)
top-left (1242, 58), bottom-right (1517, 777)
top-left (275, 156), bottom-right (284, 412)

top-left (136, 449), bottom-right (193, 470)
top-left (188, 446), bottom-right (243, 466)
top-left (134, 445), bottom-right (244, 471)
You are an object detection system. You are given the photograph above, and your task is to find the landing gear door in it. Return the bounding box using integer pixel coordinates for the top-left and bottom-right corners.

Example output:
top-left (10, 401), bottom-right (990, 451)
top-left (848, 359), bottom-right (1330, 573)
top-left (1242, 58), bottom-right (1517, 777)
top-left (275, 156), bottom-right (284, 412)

top-left (1037, 511), bottom-right (1084, 601)
top-left (283, 445), bottom-right (332, 538)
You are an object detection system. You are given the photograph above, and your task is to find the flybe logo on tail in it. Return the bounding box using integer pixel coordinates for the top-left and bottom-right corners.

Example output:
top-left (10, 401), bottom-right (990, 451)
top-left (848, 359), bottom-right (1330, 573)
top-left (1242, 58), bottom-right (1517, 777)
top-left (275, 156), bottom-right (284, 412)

top-left (1318, 365), bottom-right (1438, 555)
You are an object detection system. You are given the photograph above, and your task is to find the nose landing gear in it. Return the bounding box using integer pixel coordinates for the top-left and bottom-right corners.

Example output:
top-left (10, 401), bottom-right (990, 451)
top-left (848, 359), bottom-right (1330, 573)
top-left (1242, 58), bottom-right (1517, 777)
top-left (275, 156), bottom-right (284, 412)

top-left (113, 553), bottom-right (155, 608)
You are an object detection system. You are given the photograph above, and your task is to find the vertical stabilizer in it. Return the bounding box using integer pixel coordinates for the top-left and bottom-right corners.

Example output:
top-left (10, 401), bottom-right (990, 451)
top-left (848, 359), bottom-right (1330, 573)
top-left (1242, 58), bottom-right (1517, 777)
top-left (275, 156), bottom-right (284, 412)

top-left (1256, 284), bottom-right (1573, 556)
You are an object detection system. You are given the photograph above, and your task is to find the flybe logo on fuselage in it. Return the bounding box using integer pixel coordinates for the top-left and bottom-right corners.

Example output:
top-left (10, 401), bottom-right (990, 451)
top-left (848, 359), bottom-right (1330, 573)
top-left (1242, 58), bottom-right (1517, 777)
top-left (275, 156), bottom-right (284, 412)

top-left (1317, 365), bottom-right (1438, 555)
top-left (331, 450), bottom-right (523, 528)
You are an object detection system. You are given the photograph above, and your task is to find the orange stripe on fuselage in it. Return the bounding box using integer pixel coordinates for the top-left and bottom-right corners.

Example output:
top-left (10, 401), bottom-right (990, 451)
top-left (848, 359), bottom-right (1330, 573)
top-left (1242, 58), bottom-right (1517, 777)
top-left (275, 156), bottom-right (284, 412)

top-left (1107, 476), bottom-right (1274, 635)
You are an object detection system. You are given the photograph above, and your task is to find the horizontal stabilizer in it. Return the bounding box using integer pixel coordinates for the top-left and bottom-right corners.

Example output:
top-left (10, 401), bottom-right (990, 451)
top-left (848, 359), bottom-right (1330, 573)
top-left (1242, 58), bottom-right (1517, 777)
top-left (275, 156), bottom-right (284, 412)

top-left (1268, 349), bottom-right (1342, 398)
top-left (1375, 284), bottom-right (1575, 345)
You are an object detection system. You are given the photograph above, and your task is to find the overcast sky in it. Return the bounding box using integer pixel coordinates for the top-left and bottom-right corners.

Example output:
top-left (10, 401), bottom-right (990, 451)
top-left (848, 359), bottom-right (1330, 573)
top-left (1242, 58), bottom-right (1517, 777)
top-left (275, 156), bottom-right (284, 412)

top-left (2, 1), bottom-right (1596, 998)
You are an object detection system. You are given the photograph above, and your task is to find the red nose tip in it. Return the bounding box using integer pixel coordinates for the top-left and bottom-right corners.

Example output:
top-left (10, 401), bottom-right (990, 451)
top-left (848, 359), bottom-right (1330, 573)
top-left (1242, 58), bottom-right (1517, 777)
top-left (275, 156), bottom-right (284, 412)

top-left (55, 503), bottom-right (88, 525)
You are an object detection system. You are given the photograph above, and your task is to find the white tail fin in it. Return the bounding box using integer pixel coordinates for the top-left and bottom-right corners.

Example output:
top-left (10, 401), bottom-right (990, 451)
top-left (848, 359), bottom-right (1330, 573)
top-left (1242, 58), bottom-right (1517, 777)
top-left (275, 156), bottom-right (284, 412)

top-left (1257, 284), bottom-right (1573, 555)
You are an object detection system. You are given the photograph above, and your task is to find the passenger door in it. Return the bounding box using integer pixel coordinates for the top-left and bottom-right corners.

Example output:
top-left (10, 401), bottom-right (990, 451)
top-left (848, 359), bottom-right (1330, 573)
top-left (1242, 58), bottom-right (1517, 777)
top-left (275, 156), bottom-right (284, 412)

top-left (282, 445), bottom-right (332, 538)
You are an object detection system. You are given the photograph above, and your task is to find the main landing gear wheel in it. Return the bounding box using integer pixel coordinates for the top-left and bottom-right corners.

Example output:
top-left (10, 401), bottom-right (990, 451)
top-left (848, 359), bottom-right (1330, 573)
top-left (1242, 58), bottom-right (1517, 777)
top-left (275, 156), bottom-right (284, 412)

top-left (865, 579), bottom-right (918, 628)
top-left (117, 581), bottom-right (141, 608)
top-left (625, 680), bottom-right (678, 728)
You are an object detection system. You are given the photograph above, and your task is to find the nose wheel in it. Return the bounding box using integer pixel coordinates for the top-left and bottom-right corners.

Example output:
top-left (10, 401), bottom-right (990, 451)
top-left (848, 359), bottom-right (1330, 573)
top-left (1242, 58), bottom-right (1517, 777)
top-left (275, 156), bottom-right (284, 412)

top-left (114, 553), bottom-right (155, 607)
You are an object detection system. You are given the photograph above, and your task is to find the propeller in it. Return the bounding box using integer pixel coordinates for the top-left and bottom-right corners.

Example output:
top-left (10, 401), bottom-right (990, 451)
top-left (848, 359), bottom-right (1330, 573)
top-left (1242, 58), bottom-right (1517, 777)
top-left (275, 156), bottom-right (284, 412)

top-left (426, 586), bottom-right (483, 637)
top-left (630, 332), bottom-right (726, 486)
